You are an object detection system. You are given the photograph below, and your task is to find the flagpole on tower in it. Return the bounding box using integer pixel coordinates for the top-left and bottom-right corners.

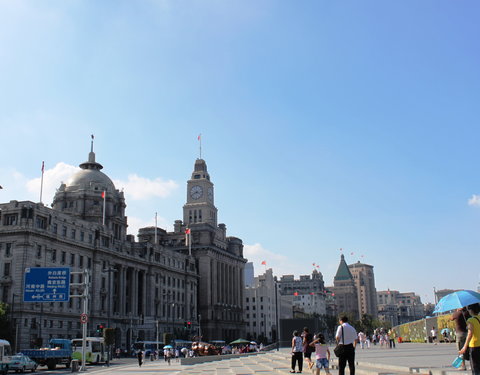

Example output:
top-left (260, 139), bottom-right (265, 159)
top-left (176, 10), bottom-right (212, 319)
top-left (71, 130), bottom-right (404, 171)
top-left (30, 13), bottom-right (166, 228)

top-left (198, 134), bottom-right (202, 159)
top-left (154, 212), bottom-right (158, 245)
top-left (40, 161), bottom-right (45, 204)
top-left (102, 190), bottom-right (106, 226)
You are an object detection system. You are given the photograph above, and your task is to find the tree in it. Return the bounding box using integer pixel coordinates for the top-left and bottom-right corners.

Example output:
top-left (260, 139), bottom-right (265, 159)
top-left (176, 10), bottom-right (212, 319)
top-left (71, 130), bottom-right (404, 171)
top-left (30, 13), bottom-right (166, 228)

top-left (0, 303), bottom-right (14, 343)
top-left (103, 328), bottom-right (115, 365)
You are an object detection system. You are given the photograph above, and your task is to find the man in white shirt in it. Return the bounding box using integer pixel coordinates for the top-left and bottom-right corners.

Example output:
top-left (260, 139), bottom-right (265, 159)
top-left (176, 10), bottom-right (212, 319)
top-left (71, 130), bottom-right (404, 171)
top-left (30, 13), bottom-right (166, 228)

top-left (335, 316), bottom-right (357, 375)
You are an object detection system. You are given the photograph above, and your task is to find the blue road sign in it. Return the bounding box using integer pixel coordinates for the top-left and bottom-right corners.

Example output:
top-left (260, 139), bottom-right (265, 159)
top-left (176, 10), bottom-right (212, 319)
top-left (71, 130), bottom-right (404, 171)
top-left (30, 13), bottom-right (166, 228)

top-left (24, 267), bottom-right (70, 302)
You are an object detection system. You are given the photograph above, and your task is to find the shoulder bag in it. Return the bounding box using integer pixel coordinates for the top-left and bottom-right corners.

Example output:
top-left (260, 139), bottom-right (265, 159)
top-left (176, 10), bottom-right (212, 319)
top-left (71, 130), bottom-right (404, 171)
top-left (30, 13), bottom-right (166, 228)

top-left (334, 326), bottom-right (345, 357)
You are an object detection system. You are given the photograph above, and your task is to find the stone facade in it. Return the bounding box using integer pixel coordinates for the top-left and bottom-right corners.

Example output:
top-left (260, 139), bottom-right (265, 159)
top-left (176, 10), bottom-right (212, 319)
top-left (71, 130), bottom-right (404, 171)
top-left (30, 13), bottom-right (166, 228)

top-left (332, 255), bottom-right (359, 319)
top-left (348, 261), bottom-right (378, 318)
top-left (0, 146), bottom-right (245, 349)
top-left (277, 270), bottom-right (327, 317)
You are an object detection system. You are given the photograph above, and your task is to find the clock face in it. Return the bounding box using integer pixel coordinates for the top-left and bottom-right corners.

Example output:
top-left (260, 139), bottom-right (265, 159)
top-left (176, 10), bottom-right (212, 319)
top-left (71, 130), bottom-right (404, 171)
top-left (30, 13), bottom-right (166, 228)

top-left (207, 187), bottom-right (213, 202)
top-left (190, 185), bottom-right (203, 200)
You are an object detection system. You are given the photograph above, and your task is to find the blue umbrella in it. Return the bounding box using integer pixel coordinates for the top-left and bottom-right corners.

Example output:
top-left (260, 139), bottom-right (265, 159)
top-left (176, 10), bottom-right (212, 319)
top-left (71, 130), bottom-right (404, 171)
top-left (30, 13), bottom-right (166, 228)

top-left (433, 290), bottom-right (480, 313)
top-left (163, 345), bottom-right (173, 349)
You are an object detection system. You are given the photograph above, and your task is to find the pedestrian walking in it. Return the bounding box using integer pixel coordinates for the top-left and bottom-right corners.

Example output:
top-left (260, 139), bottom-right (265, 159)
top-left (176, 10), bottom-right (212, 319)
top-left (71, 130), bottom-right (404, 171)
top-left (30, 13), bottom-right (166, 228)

top-left (136, 349), bottom-right (143, 367)
top-left (431, 327), bottom-right (438, 345)
top-left (459, 303), bottom-right (480, 375)
top-left (335, 315), bottom-right (357, 375)
top-left (291, 330), bottom-right (303, 373)
top-left (302, 326), bottom-right (315, 370)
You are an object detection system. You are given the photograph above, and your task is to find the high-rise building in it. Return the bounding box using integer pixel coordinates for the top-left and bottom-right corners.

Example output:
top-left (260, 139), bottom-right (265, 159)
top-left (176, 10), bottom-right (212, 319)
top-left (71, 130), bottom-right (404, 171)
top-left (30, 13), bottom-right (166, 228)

top-left (332, 255), bottom-right (359, 319)
top-left (244, 262), bottom-right (255, 287)
top-left (348, 261), bottom-right (377, 318)
top-left (244, 268), bottom-right (278, 342)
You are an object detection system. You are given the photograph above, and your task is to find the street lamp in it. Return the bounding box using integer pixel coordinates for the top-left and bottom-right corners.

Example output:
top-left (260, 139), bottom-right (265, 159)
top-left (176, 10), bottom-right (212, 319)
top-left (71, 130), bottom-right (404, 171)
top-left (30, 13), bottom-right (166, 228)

top-left (11, 293), bottom-right (19, 353)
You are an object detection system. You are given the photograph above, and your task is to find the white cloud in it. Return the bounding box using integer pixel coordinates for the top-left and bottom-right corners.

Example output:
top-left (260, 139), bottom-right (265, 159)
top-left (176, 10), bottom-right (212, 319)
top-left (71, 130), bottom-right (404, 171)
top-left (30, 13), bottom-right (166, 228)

top-left (25, 162), bottom-right (80, 205)
top-left (468, 194), bottom-right (480, 207)
top-left (113, 174), bottom-right (178, 201)
top-left (244, 243), bottom-right (308, 278)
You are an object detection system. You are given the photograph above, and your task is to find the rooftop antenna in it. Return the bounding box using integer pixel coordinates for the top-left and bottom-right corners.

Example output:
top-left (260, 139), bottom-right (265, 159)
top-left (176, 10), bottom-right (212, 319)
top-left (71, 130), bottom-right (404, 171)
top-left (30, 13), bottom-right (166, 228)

top-left (198, 134), bottom-right (202, 159)
top-left (91, 134), bottom-right (94, 152)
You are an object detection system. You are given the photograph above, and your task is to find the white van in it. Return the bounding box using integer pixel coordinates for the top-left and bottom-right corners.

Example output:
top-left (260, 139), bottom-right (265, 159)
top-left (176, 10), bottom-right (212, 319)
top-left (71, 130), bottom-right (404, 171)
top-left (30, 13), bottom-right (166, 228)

top-left (0, 340), bottom-right (12, 375)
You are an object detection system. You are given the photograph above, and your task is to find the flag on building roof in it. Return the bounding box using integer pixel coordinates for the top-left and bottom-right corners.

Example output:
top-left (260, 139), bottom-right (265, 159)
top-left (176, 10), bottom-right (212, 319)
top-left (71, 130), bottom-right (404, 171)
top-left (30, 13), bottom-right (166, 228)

top-left (261, 260), bottom-right (266, 265)
top-left (185, 228), bottom-right (191, 234)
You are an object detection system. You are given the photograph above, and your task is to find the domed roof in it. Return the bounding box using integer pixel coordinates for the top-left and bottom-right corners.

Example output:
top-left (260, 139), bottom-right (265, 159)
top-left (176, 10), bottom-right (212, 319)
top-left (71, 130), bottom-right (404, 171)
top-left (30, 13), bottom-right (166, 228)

top-left (64, 143), bottom-right (116, 194)
top-left (66, 168), bottom-right (116, 193)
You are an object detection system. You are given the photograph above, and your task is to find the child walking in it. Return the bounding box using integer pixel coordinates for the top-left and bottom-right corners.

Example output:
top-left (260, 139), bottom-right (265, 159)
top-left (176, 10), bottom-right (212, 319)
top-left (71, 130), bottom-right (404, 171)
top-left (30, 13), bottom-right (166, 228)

top-left (310, 333), bottom-right (331, 375)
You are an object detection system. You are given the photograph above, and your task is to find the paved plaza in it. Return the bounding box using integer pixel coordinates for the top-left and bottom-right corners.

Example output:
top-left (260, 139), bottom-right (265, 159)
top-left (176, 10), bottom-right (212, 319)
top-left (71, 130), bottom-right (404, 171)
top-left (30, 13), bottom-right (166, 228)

top-left (46, 343), bottom-right (469, 375)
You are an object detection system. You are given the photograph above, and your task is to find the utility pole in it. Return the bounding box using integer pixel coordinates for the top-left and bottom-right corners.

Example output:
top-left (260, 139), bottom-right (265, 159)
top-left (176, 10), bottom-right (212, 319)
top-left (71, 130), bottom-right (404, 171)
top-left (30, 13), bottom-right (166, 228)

top-left (71, 269), bottom-right (90, 372)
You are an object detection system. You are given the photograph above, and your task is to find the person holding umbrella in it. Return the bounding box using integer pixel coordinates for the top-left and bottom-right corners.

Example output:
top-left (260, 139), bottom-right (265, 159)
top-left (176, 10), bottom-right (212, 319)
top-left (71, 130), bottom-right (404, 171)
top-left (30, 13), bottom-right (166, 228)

top-left (459, 303), bottom-right (480, 375)
top-left (452, 307), bottom-right (471, 370)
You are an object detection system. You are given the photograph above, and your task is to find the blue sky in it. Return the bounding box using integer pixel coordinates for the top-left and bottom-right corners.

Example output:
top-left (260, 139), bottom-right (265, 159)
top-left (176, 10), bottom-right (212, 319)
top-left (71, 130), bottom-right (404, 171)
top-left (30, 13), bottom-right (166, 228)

top-left (1, 0), bottom-right (479, 304)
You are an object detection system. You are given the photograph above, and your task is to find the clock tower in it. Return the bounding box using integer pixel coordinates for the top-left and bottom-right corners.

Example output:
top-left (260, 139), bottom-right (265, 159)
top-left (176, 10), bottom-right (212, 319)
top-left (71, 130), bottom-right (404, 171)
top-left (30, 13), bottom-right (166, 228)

top-left (183, 158), bottom-right (218, 227)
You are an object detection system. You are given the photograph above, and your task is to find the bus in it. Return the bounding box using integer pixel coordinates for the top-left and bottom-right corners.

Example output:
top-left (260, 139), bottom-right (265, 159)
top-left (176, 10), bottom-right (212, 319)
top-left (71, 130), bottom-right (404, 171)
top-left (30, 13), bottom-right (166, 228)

top-left (0, 340), bottom-right (12, 375)
top-left (71, 337), bottom-right (107, 364)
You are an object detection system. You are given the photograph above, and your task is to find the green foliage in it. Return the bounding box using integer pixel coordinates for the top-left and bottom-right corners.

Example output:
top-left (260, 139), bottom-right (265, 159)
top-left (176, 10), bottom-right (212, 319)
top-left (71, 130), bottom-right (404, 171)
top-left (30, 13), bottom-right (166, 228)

top-left (103, 328), bottom-right (115, 346)
top-left (163, 333), bottom-right (172, 345)
top-left (0, 302), bottom-right (14, 342)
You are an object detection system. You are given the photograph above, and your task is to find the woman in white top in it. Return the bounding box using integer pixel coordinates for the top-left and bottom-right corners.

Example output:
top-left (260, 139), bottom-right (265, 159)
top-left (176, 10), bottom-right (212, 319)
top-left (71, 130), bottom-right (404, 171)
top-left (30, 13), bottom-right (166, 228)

top-left (291, 330), bottom-right (303, 373)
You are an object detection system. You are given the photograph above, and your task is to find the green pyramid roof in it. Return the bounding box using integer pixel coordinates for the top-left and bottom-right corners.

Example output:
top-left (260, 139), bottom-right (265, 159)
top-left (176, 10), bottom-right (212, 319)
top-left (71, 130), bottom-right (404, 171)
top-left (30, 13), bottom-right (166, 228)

top-left (334, 254), bottom-right (353, 281)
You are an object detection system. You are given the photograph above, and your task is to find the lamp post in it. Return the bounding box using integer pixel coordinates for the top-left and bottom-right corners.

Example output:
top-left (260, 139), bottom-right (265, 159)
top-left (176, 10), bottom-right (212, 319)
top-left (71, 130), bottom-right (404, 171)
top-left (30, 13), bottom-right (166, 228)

top-left (11, 293), bottom-right (19, 353)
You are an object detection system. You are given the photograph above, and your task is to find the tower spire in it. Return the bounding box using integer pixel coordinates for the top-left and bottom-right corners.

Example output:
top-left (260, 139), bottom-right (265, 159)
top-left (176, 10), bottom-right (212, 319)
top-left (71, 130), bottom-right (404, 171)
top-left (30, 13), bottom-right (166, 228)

top-left (91, 134), bottom-right (94, 153)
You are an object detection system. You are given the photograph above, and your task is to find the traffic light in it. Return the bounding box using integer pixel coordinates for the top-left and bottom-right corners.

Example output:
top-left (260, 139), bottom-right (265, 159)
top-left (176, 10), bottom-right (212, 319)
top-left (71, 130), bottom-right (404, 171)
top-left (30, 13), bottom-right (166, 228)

top-left (183, 321), bottom-right (187, 329)
top-left (96, 324), bottom-right (104, 334)
top-left (187, 321), bottom-right (191, 329)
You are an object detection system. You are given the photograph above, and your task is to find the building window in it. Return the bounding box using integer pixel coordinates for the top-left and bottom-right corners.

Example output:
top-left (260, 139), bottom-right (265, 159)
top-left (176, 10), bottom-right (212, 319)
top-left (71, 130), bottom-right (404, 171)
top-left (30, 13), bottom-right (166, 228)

top-left (71, 229), bottom-right (76, 239)
top-left (80, 231), bottom-right (84, 241)
top-left (70, 254), bottom-right (75, 266)
top-left (4, 214), bottom-right (18, 226)
top-left (5, 243), bottom-right (12, 257)
top-left (52, 223), bottom-right (57, 234)
top-left (61, 251), bottom-right (66, 264)
top-left (4, 263), bottom-right (10, 277)
top-left (36, 245), bottom-right (42, 258)
top-left (51, 249), bottom-right (57, 262)
top-left (62, 226), bottom-right (67, 237)
top-left (36, 216), bottom-right (47, 229)
top-left (79, 256), bottom-right (83, 268)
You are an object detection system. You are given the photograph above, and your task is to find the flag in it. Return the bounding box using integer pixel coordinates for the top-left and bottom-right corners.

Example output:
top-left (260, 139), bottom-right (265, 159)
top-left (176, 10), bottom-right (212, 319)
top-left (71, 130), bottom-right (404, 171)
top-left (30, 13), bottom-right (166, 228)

top-left (350, 252), bottom-right (354, 256)
top-left (293, 292), bottom-right (298, 296)
top-left (198, 134), bottom-right (201, 141)
top-left (261, 260), bottom-right (266, 265)
top-left (310, 292), bottom-right (314, 295)
top-left (316, 265), bottom-right (320, 268)
top-left (41, 161), bottom-right (45, 173)
top-left (101, 191), bottom-right (105, 199)
top-left (312, 262), bottom-right (316, 266)
top-left (185, 228), bottom-right (191, 234)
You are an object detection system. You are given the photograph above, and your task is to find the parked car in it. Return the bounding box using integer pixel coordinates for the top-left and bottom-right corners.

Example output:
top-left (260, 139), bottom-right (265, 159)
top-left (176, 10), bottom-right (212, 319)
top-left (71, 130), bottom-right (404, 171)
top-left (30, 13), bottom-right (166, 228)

top-left (8, 354), bottom-right (37, 373)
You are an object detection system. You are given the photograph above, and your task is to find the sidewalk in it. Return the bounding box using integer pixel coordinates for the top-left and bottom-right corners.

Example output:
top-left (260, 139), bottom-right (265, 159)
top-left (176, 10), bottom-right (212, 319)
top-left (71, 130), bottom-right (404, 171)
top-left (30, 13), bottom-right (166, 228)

top-left (76, 342), bottom-right (465, 375)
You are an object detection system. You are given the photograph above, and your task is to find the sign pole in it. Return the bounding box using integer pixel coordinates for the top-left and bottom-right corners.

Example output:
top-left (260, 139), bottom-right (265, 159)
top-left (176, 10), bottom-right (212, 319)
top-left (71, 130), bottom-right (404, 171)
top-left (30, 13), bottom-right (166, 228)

top-left (80, 269), bottom-right (90, 371)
